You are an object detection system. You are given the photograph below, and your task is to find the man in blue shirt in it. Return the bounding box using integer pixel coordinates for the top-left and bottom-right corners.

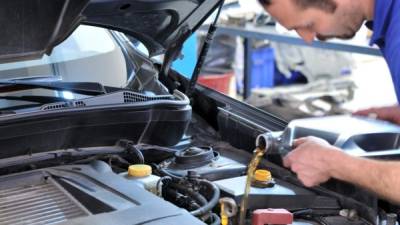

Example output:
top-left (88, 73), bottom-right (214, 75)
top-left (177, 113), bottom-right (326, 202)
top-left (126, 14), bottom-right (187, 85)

top-left (258, 0), bottom-right (400, 203)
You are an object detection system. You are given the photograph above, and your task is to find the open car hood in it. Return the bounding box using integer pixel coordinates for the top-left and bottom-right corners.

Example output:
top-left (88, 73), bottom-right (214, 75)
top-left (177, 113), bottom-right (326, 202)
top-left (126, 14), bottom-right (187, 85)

top-left (0, 0), bottom-right (222, 63)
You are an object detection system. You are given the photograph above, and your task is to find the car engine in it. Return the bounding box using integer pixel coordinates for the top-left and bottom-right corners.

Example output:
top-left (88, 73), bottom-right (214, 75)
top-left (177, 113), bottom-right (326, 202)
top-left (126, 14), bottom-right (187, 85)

top-left (0, 113), bottom-right (399, 225)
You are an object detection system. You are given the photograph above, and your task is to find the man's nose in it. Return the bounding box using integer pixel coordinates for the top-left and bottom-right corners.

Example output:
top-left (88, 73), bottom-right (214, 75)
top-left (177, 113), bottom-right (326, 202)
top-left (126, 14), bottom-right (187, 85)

top-left (296, 29), bottom-right (315, 43)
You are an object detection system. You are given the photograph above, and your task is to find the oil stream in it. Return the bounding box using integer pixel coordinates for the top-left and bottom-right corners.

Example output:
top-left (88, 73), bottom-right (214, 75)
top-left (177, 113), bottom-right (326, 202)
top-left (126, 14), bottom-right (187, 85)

top-left (238, 147), bottom-right (266, 225)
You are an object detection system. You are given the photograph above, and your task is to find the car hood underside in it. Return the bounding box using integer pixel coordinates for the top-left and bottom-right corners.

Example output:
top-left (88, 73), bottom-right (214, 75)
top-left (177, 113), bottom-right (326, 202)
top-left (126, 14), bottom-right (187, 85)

top-left (0, 0), bottom-right (221, 63)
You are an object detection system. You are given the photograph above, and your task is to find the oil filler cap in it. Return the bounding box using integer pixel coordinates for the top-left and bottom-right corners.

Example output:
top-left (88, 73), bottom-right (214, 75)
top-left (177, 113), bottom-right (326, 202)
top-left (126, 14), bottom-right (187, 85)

top-left (254, 170), bottom-right (272, 182)
top-left (128, 164), bottom-right (152, 177)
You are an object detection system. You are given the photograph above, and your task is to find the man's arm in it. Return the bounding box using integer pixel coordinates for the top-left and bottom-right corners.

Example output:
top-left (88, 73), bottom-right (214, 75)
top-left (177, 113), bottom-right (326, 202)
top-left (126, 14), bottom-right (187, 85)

top-left (331, 153), bottom-right (400, 203)
top-left (283, 136), bottom-right (400, 203)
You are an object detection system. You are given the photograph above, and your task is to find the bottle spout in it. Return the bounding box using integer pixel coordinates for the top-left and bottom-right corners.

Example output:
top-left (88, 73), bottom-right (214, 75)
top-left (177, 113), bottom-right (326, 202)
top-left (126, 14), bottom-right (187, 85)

top-left (255, 133), bottom-right (274, 153)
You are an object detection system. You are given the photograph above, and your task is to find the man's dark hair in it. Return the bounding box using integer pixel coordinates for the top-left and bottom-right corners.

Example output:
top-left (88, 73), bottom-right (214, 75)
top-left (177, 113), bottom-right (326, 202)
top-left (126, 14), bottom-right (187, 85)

top-left (258, 0), bottom-right (337, 13)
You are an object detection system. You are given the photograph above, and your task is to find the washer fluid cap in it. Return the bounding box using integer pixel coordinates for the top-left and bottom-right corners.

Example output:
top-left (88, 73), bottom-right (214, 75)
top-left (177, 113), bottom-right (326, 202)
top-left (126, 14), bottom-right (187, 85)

top-left (254, 169), bottom-right (272, 182)
top-left (128, 164), bottom-right (152, 177)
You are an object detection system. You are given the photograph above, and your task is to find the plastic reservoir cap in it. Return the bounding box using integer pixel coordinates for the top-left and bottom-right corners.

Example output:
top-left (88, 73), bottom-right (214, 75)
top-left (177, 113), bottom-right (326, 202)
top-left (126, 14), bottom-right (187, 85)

top-left (254, 169), bottom-right (272, 182)
top-left (128, 164), bottom-right (152, 177)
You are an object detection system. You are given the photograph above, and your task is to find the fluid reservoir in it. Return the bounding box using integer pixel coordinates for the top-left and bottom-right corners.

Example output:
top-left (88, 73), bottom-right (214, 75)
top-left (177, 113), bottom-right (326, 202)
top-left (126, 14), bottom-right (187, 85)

top-left (214, 175), bottom-right (336, 211)
top-left (120, 164), bottom-right (160, 194)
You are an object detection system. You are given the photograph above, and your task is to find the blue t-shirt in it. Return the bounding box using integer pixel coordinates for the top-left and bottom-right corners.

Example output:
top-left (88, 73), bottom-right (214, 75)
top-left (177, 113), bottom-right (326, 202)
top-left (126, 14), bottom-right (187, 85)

top-left (368, 0), bottom-right (400, 102)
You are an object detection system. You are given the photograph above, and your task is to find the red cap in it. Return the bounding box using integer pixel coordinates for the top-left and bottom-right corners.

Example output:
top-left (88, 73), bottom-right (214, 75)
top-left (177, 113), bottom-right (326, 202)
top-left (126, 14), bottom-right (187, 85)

top-left (252, 208), bottom-right (293, 225)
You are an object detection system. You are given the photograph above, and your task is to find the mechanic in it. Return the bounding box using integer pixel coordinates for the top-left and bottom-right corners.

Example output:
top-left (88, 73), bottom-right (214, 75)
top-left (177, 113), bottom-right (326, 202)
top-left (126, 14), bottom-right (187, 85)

top-left (257, 0), bottom-right (400, 203)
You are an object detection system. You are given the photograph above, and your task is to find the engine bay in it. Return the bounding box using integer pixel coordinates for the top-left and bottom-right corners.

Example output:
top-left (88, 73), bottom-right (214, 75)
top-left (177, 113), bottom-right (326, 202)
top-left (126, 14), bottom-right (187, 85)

top-left (0, 113), bottom-right (399, 225)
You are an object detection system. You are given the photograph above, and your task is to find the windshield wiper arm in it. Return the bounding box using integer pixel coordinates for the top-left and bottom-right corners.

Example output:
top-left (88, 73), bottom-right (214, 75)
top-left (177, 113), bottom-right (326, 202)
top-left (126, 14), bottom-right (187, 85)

top-left (0, 81), bottom-right (107, 95)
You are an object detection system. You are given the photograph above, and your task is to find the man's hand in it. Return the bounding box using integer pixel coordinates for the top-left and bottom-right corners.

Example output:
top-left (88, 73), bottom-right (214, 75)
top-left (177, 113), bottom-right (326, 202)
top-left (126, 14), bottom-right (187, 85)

top-left (284, 137), bottom-right (400, 204)
top-left (283, 136), bottom-right (343, 187)
top-left (353, 105), bottom-right (400, 125)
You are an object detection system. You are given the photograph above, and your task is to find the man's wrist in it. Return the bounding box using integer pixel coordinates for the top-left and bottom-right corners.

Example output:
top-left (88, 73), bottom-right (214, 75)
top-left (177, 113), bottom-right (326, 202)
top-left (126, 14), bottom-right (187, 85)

top-left (325, 148), bottom-right (353, 180)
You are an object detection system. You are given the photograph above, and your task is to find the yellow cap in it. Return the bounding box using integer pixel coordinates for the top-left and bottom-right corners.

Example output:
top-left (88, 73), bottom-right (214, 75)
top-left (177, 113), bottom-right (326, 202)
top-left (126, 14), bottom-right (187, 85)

top-left (254, 169), bottom-right (272, 182)
top-left (128, 164), bottom-right (152, 177)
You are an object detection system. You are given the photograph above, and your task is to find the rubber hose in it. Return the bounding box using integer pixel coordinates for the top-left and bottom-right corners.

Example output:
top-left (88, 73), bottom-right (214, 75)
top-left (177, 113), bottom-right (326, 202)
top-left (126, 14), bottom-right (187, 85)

top-left (209, 213), bottom-right (221, 225)
top-left (170, 183), bottom-right (208, 206)
top-left (190, 180), bottom-right (220, 216)
top-left (128, 145), bottom-right (145, 164)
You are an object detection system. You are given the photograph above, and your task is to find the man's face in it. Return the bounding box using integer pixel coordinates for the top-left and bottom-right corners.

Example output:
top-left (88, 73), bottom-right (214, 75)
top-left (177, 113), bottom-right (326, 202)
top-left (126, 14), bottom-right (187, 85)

top-left (263, 0), bottom-right (365, 43)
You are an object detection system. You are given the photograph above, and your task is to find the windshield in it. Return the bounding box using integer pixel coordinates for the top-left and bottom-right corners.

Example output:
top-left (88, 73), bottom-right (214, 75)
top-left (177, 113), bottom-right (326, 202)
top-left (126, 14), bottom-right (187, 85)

top-left (0, 25), bottom-right (131, 110)
top-left (0, 25), bottom-right (128, 86)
